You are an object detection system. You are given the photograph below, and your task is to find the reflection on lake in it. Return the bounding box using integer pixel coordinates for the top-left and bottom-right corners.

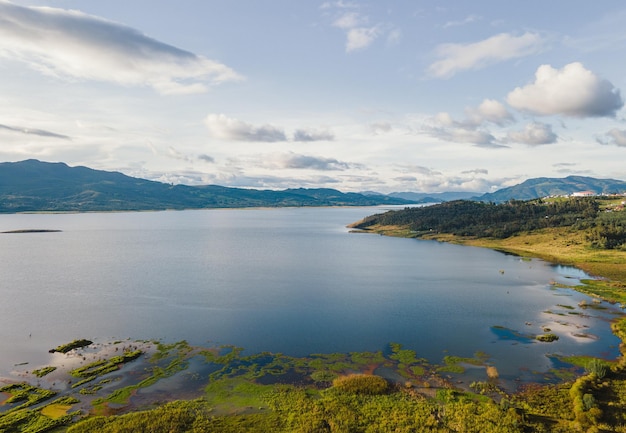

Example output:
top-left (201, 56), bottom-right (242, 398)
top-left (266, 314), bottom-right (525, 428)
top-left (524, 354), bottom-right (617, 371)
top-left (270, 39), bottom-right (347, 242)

top-left (0, 207), bottom-right (622, 386)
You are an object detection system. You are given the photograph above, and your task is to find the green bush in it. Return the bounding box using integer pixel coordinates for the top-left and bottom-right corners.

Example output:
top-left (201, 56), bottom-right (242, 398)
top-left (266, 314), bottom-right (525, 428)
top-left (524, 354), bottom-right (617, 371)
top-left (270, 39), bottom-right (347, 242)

top-left (585, 358), bottom-right (608, 379)
top-left (331, 374), bottom-right (389, 395)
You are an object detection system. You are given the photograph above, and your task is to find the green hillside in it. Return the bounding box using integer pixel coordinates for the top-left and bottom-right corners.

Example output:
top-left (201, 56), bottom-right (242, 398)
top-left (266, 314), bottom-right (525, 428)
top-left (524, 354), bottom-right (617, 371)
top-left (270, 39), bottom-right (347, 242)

top-left (478, 176), bottom-right (626, 202)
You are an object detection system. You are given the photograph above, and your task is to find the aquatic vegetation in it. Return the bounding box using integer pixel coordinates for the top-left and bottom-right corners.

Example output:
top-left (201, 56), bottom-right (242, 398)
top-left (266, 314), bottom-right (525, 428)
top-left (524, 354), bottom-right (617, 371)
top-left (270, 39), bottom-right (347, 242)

top-left (0, 383), bottom-right (56, 411)
top-left (70, 349), bottom-right (142, 388)
top-left (31, 366), bottom-right (56, 378)
top-left (536, 333), bottom-right (559, 342)
top-left (49, 339), bottom-right (92, 354)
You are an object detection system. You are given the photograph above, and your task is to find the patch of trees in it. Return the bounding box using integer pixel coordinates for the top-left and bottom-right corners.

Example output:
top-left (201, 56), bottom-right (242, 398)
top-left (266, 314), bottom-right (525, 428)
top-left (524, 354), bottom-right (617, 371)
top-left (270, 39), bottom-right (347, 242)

top-left (353, 198), bottom-right (625, 249)
top-left (586, 213), bottom-right (626, 250)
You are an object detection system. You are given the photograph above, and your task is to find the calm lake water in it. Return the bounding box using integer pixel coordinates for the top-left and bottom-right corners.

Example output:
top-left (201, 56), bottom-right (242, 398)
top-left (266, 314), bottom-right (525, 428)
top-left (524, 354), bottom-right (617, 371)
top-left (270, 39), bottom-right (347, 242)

top-left (0, 207), bottom-right (622, 384)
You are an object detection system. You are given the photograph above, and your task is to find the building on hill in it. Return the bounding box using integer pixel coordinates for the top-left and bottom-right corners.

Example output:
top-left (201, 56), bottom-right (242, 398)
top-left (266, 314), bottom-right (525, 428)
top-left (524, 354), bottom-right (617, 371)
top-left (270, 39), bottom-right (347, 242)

top-left (571, 191), bottom-right (595, 197)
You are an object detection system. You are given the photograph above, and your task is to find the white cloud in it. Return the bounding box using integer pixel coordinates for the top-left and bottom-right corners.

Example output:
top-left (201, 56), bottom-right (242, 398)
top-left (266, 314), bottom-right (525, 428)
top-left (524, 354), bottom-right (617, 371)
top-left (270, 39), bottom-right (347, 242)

top-left (464, 99), bottom-right (514, 126)
top-left (506, 62), bottom-right (623, 117)
top-left (422, 99), bottom-right (512, 147)
top-left (205, 114), bottom-right (287, 142)
top-left (443, 14), bottom-right (481, 29)
top-left (506, 122), bottom-right (558, 145)
top-left (330, 10), bottom-right (383, 52)
top-left (346, 26), bottom-right (382, 52)
top-left (321, 1), bottom-right (358, 10)
top-left (462, 168), bottom-right (489, 175)
top-left (293, 128), bottom-right (334, 142)
top-left (428, 32), bottom-right (544, 78)
top-left (333, 12), bottom-right (363, 29)
top-left (600, 128), bottom-right (626, 147)
top-left (423, 123), bottom-right (500, 148)
top-left (0, 1), bottom-right (242, 95)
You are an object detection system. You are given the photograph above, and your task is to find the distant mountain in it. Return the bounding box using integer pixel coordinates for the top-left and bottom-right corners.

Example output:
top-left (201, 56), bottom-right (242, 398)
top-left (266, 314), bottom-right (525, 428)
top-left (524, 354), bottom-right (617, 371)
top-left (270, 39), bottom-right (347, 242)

top-left (0, 160), bottom-right (412, 213)
top-left (387, 191), bottom-right (480, 203)
top-left (477, 176), bottom-right (626, 203)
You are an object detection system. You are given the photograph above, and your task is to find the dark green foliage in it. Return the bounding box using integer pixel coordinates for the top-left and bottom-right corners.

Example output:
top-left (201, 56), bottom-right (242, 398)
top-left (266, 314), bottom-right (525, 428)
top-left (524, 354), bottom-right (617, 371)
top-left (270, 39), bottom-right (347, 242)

top-left (354, 197), bottom-right (605, 239)
top-left (587, 211), bottom-right (626, 249)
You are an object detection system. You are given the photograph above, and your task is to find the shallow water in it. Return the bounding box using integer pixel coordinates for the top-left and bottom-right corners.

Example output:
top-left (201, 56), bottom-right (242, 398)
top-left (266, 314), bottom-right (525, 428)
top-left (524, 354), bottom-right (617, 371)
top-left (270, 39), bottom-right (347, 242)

top-left (0, 207), bottom-right (622, 384)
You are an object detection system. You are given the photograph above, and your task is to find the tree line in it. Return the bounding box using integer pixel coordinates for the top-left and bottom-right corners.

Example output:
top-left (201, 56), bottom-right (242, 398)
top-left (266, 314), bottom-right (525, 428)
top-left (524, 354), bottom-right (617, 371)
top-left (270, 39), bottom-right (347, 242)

top-left (353, 197), bottom-right (626, 250)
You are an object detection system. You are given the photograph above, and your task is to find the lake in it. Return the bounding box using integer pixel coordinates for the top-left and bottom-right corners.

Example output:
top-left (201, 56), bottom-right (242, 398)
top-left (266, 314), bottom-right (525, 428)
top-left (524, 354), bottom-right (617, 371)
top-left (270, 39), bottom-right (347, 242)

top-left (0, 207), bottom-right (622, 386)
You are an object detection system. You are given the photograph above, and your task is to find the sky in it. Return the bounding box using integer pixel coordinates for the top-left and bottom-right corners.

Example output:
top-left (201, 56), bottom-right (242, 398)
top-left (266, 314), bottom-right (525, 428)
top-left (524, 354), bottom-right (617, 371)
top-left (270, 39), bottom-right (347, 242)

top-left (0, 1), bottom-right (625, 193)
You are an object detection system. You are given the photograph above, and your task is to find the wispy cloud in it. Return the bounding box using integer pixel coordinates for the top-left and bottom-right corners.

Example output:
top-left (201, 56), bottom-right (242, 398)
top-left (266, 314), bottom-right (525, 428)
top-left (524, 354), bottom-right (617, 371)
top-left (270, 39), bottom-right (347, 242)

top-left (0, 123), bottom-right (71, 140)
top-left (0, 1), bottom-right (242, 95)
top-left (428, 32), bottom-right (544, 78)
top-left (507, 62), bottom-right (623, 118)
top-left (443, 14), bottom-right (481, 29)
top-left (323, 3), bottom-right (390, 53)
top-left (198, 154), bottom-right (215, 163)
top-left (205, 114), bottom-right (335, 143)
top-left (205, 114), bottom-right (287, 142)
top-left (293, 128), bottom-right (334, 142)
top-left (270, 152), bottom-right (357, 171)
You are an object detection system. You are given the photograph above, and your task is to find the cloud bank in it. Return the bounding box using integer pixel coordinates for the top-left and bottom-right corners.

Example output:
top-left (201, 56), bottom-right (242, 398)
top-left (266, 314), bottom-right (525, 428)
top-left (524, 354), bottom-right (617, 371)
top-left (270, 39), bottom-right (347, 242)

top-left (0, 1), bottom-right (242, 95)
top-left (507, 62), bottom-right (623, 117)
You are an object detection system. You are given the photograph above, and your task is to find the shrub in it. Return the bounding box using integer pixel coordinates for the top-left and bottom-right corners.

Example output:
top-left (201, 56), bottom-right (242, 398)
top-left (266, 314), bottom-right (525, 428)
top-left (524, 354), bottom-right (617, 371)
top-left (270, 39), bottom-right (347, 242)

top-left (585, 359), bottom-right (608, 379)
top-left (331, 374), bottom-right (389, 395)
top-left (536, 333), bottom-right (559, 342)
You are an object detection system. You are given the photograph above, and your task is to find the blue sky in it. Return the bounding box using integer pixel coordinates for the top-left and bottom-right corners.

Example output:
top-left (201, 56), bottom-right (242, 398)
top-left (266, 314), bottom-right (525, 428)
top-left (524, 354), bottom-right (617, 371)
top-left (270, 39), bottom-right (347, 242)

top-left (1, 1), bottom-right (625, 193)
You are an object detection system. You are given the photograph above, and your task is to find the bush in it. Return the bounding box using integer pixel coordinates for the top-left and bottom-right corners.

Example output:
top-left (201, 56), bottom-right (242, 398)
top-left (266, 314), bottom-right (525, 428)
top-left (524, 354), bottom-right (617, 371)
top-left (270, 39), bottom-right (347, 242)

top-left (585, 359), bottom-right (608, 379)
top-left (536, 333), bottom-right (559, 342)
top-left (331, 374), bottom-right (389, 395)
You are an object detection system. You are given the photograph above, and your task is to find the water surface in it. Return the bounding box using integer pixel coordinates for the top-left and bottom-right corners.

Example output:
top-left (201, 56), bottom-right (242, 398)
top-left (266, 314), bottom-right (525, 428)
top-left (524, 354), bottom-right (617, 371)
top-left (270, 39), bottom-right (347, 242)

top-left (0, 207), bottom-right (621, 384)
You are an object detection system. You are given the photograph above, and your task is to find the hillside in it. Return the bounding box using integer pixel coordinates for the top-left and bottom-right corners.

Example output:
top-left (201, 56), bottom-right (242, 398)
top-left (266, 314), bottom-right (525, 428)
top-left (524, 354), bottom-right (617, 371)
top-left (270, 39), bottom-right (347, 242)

top-left (478, 176), bottom-right (626, 202)
top-left (0, 160), bottom-right (411, 212)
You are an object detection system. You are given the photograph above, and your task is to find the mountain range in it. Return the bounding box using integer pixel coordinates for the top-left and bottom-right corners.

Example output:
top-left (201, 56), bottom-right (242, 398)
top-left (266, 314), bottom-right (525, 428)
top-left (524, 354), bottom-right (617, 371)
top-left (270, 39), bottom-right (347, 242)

top-left (1, 159), bottom-right (625, 213)
top-left (0, 160), bottom-right (410, 212)
top-left (477, 176), bottom-right (626, 202)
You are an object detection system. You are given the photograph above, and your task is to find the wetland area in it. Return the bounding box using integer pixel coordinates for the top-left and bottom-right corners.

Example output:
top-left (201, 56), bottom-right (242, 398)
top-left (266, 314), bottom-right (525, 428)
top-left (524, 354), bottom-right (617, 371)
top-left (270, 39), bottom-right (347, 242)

top-left (0, 206), bottom-right (624, 429)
